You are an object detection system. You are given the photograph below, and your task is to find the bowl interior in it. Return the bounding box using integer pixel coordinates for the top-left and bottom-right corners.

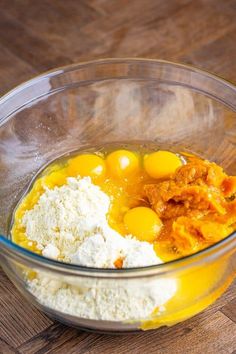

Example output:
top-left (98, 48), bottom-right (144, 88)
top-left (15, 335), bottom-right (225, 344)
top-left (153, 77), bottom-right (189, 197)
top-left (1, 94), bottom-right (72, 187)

top-left (0, 59), bottom-right (236, 238)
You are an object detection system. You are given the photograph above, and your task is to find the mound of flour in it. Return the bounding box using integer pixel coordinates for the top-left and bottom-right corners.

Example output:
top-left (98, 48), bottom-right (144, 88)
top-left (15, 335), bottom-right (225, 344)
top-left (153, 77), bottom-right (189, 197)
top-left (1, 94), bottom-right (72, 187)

top-left (22, 176), bottom-right (176, 321)
top-left (22, 176), bottom-right (161, 267)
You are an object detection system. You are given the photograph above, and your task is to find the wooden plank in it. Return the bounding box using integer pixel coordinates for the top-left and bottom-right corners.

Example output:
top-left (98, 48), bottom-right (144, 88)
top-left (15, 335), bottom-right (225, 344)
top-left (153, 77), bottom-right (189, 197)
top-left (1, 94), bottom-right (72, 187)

top-left (181, 27), bottom-right (236, 82)
top-left (18, 310), bottom-right (236, 354)
top-left (82, 0), bottom-right (192, 37)
top-left (17, 283), bottom-right (236, 353)
top-left (80, 0), bottom-right (236, 61)
top-left (0, 0), bottom-right (101, 59)
top-left (0, 270), bottom-right (53, 348)
top-left (0, 337), bottom-right (19, 354)
top-left (0, 44), bottom-right (36, 96)
top-left (17, 324), bottom-right (98, 354)
top-left (0, 11), bottom-right (71, 71)
top-left (221, 298), bottom-right (236, 323)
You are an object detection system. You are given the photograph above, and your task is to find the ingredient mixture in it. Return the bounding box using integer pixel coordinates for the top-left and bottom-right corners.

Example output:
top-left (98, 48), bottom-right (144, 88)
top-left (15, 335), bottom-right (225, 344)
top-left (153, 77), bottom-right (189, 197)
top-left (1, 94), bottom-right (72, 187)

top-left (13, 148), bottom-right (236, 261)
top-left (11, 147), bottom-right (236, 322)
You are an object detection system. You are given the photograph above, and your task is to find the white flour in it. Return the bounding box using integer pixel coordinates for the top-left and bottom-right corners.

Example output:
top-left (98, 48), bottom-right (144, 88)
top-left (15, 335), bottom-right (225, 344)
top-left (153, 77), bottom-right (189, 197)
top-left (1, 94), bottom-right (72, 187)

top-left (29, 275), bottom-right (177, 321)
top-left (22, 176), bottom-right (161, 267)
top-left (22, 176), bottom-right (176, 321)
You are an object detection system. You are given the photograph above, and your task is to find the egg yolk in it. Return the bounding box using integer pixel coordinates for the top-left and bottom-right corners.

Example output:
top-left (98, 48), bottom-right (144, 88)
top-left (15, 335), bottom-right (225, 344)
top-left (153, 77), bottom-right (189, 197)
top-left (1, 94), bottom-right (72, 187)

top-left (144, 150), bottom-right (182, 179)
top-left (67, 154), bottom-right (106, 181)
top-left (124, 207), bottom-right (162, 242)
top-left (106, 150), bottom-right (140, 179)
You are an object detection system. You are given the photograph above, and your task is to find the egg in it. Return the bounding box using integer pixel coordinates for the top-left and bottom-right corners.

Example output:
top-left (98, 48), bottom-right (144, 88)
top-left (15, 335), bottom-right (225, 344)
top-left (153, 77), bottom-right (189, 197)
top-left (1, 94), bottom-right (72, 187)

top-left (67, 154), bottom-right (106, 180)
top-left (144, 150), bottom-right (182, 179)
top-left (124, 206), bottom-right (162, 242)
top-left (106, 149), bottom-right (140, 178)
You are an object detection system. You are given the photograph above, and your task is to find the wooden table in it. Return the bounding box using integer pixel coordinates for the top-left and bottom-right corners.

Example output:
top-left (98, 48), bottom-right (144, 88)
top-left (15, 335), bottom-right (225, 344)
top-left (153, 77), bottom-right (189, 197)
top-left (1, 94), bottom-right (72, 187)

top-left (0, 1), bottom-right (236, 353)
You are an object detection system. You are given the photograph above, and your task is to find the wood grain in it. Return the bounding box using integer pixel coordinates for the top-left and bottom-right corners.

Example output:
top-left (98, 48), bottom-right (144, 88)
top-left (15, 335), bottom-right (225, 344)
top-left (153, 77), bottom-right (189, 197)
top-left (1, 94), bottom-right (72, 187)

top-left (0, 272), bottom-right (52, 348)
top-left (17, 283), bottom-right (236, 354)
top-left (0, 0), bottom-right (236, 353)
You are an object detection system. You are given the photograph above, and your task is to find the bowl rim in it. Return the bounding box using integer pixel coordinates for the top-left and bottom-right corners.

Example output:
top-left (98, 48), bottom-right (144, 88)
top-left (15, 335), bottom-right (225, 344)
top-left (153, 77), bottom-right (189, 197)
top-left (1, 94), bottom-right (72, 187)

top-left (1, 57), bottom-right (236, 108)
top-left (0, 58), bottom-right (235, 278)
top-left (0, 230), bottom-right (235, 278)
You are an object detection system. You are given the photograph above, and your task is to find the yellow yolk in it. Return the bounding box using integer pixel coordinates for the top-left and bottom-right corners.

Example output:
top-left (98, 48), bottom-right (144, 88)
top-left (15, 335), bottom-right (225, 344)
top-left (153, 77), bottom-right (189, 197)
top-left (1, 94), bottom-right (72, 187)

top-left (124, 207), bottom-right (162, 242)
top-left (106, 150), bottom-right (140, 179)
top-left (67, 154), bottom-right (106, 181)
top-left (144, 150), bottom-right (182, 179)
top-left (42, 169), bottom-right (67, 188)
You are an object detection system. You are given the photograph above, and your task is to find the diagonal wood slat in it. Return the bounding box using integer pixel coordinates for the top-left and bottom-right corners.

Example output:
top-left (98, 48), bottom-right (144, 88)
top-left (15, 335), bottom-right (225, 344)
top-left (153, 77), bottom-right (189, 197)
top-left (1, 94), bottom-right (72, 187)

top-left (0, 271), bottom-right (52, 348)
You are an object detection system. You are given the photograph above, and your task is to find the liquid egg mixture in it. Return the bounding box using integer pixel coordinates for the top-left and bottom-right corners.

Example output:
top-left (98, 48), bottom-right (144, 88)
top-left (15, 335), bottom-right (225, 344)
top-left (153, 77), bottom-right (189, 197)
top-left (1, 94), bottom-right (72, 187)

top-left (12, 147), bottom-right (236, 261)
top-left (11, 146), bottom-right (236, 327)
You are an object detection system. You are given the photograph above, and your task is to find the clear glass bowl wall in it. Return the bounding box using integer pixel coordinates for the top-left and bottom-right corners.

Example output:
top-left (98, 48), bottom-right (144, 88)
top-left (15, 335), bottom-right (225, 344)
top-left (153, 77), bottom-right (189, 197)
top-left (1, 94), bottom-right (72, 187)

top-left (0, 59), bottom-right (235, 332)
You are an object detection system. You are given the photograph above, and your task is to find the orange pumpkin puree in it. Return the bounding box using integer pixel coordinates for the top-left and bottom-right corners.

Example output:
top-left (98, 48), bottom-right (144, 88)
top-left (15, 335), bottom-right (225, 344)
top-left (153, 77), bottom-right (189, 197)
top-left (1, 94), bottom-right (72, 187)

top-left (144, 157), bottom-right (236, 260)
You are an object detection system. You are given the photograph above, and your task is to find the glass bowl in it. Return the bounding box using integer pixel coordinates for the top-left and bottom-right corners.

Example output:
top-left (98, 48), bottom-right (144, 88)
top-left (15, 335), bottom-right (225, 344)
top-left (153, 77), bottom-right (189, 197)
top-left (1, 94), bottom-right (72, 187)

top-left (0, 59), bottom-right (235, 333)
